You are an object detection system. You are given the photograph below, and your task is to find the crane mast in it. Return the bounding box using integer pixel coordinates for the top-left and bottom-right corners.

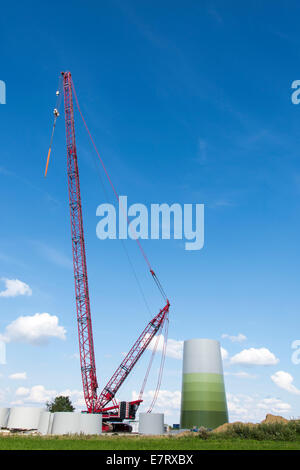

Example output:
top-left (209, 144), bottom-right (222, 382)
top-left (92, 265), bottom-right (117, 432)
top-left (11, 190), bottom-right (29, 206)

top-left (62, 72), bottom-right (98, 412)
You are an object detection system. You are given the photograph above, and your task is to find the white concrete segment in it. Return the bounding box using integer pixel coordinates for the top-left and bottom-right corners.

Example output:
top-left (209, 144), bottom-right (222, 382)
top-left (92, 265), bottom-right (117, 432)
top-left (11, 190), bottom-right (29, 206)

top-left (7, 407), bottom-right (43, 430)
top-left (182, 338), bottom-right (224, 375)
top-left (37, 411), bottom-right (52, 435)
top-left (0, 408), bottom-right (10, 428)
top-left (51, 412), bottom-right (80, 435)
top-left (51, 412), bottom-right (102, 435)
top-left (79, 413), bottom-right (102, 435)
top-left (138, 413), bottom-right (164, 435)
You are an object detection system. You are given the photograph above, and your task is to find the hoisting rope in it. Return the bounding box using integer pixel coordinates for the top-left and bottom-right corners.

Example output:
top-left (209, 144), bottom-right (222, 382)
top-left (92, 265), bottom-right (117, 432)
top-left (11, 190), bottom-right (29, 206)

top-left (150, 270), bottom-right (168, 303)
top-left (44, 76), bottom-right (63, 177)
top-left (137, 307), bottom-right (169, 411)
top-left (83, 119), bottom-right (153, 317)
top-left (147, 313), bottom-right (169, 412)
top-left (138, 321), bottom-right (164, 402)
top-left (71, 78), bottom-right (169, 303)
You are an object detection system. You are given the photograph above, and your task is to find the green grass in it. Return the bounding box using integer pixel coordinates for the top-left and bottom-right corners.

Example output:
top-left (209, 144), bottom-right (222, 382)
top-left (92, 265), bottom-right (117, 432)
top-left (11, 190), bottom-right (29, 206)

top-left (0, 434), bottom-right (299, 450)
top-left (1, 421), bottom-right (300, 450)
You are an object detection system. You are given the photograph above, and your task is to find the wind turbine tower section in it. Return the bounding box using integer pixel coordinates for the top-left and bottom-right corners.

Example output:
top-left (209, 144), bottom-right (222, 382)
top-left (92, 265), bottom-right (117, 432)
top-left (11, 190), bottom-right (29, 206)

top-left (180, 339), bottom-right (228, 430)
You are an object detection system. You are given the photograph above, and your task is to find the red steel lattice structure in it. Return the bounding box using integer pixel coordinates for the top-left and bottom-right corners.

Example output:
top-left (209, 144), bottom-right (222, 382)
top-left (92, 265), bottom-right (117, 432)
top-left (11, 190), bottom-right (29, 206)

top-left (63, 72), bottom-right (98, 412)
top-left (96, 301), bottom-right (170, 410)
top-left (61, 71), bottom-right (170, 416)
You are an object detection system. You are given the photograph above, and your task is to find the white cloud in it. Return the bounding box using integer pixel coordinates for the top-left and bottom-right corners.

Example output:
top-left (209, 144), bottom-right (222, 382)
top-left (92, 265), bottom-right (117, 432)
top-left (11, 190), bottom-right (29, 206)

top-left (132, 389), bottom-right (181, 416)
top-left (9, 372), bottom-right (27, 380)
top-left (271, 371), bottom-right (300, 395)
top-left (257, 397), bottom-right (292, 412)
top-left (147, 334), bottom-right (183, 360)
top-left (25, 385), bottom-right (56, 403)
top-left (14, 385), bottom-right (84, 408)
top-left (230, 348), bottom-right (279, 366)
top-left (221, 347), bottom-right (229, 360)
top-left (15, 385), bottom-right (56, 404)
top-left (222, 333), bottom-right (247, 343)
top-left (2, 313), bottom-right (66, 345)
top-left (0, 387), bottom-right (9, 402)
top-left (60, 389), bottom-right (85, 407)
top-left (15, 387), bottom-right (30, 396)
top-left (166, 338), bottom-right (184, 360)
top-left (227, 393), bottom-right (292, 422)
top-left (227, 393), bottom-right (251, 419)
top-left (0, 278), bottom-right (32, 298)
top-left (224, 371), bottom-right (256, 379)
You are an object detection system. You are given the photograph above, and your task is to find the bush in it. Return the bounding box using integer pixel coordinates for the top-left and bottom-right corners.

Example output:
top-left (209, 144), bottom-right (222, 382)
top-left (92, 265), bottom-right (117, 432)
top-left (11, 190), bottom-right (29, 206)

top-left (219, 422), bottom-right (297, 441)
top-left (197, 427), bottom-right (210, 440)
top-left (287, 420), bottom-right (300, 435)
top-left (46, 396), bottom-right (75, 413)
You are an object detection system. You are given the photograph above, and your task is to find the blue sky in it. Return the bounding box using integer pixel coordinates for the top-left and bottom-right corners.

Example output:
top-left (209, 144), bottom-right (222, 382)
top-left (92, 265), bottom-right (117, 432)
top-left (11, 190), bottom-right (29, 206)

top-left (1, 0), bottom-right (300, 424)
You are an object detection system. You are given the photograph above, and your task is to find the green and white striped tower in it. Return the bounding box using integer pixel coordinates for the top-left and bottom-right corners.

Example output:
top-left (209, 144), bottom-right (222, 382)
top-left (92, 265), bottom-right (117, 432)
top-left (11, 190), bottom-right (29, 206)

top-left (180, 338), bottom-right (228, 430)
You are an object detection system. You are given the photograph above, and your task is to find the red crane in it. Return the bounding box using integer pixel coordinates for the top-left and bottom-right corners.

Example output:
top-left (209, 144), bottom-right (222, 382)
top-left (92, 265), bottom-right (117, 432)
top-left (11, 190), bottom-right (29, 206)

top-left (54, 71), bottom-right (170, 429)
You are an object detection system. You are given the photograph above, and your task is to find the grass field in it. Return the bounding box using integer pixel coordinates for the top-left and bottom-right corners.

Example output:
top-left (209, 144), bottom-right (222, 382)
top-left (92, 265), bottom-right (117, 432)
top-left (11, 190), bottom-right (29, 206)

top-left (0, 434), bottom-right (299, 450)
